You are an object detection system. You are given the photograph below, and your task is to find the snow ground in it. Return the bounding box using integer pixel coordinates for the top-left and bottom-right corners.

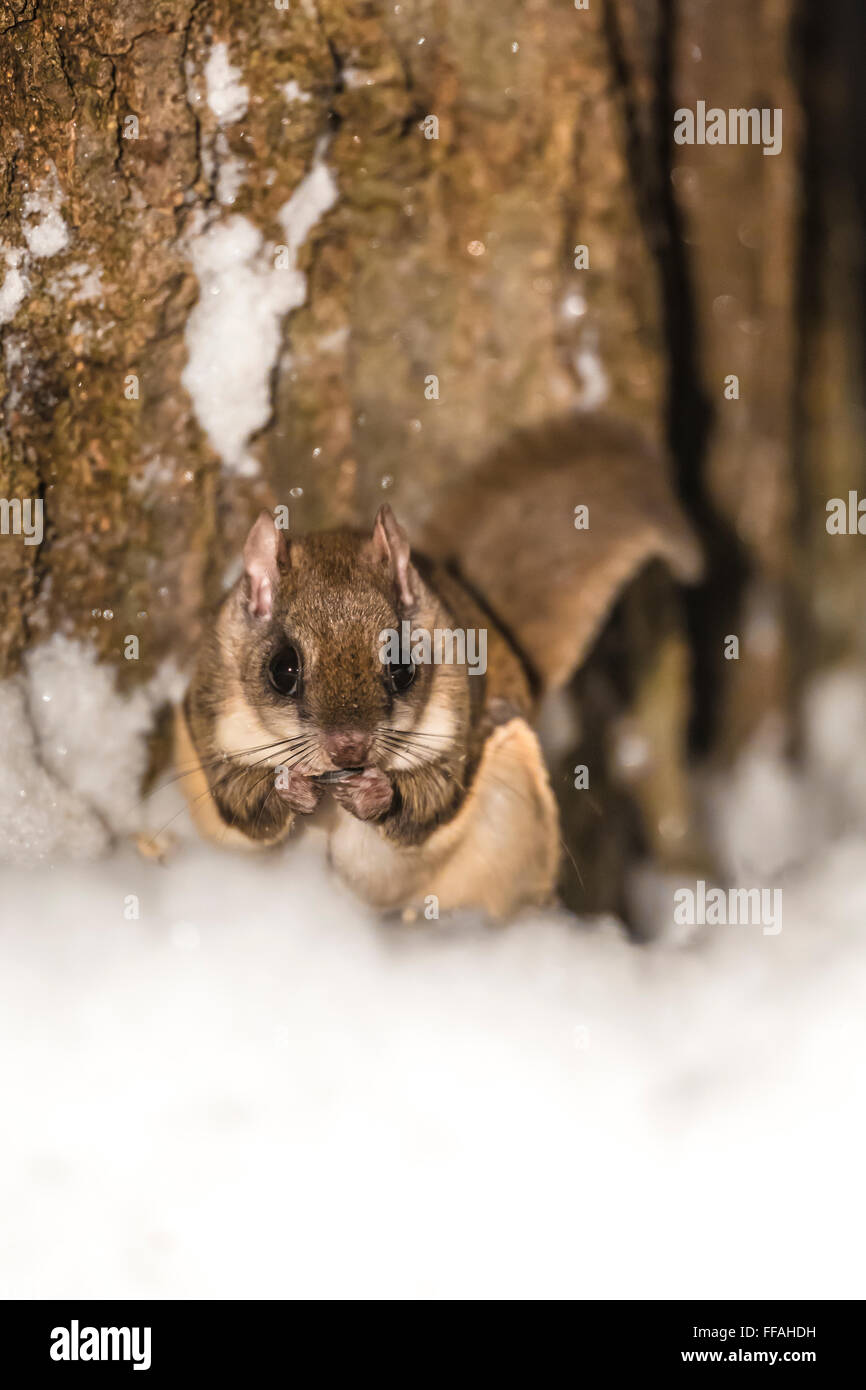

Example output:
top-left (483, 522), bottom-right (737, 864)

top-left (0, 644), bottom-right (864, 1299)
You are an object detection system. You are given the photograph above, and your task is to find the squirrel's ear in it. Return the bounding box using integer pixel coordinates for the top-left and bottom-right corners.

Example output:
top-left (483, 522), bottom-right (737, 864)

top-left (243, 510), bottom-right (289, 619)
top-left (370, 504), bottom-right (417, 612)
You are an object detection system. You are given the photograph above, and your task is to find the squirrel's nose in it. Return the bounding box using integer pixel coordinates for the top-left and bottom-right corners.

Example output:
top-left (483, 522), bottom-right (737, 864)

top-left (323, 730), bottom-right (371, 768)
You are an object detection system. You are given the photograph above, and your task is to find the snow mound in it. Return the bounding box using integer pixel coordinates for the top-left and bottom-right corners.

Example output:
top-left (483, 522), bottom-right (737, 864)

top-left (0, 828), bottom-right (864, 1298)
top-left (0, 652), bottom-right (864, 1297)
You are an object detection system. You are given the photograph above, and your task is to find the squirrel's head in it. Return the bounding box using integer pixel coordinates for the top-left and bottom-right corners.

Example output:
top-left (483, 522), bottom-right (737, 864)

top-left (215, 506), bottom-right (471, 775)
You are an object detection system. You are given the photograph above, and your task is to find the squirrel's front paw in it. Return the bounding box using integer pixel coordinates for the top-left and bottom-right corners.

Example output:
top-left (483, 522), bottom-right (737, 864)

top-left (331, 768), bottom-right (394, 821)
top-left (275, 769), bottom-right (323, 815)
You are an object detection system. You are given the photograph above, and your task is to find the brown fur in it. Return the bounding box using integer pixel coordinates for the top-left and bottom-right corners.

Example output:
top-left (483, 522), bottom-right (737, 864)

top-left (184, 526), bottom-right (530, 852)
top-left (178, 416), bottom-right (701, 916)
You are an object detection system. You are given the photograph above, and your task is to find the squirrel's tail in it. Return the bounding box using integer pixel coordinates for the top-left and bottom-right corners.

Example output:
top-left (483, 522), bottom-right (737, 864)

top-left (422, 414), bottom-right (703, 695)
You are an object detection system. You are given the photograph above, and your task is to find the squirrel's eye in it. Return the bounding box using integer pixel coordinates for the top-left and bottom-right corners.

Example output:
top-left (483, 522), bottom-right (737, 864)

top-left (388, 661), bottom-right (416, 693)
top-left (268, 645), bottom-right (300, 696)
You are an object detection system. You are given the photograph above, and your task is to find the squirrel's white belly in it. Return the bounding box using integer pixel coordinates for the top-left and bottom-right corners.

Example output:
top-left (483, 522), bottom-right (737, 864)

top-left (328, 811), bottom-right (426, 909)
top-left (328, 718), bottom-right (560, 918)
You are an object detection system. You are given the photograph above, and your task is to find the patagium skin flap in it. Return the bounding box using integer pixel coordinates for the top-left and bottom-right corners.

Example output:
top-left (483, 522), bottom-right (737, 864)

top-left (179, 416), bottom-right (701, 917)
top-left (425, 414), bottom-right (703, 694)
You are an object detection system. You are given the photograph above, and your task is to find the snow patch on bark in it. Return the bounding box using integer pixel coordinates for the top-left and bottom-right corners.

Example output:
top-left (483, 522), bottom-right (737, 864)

top-left (0, 167), bottom-right (73, 326)
top-left (0, 636), bottom-right (181, 867)
top-left (0, 251), bottom-right (28, 326)
top-left (573, 337), bottom-right (609, 410)
top-left (276, 152), bottom-right (338, 259)
top-left (49, 261), bottom-right (105, 305)
top-left (204, 42), bottom-right (249, 123)
top-left (282, 79), bottom-right (311, 104)
top-left (342, 67), bottom-right (376, 89)
top-left (214, 132), bottom-right (246, 207)
top-left (22, 170), bottom-right (69, 258)
top-left (195, 45), bottom-right (249, 205)
top-left (182, 144), bottom-right (338, 475)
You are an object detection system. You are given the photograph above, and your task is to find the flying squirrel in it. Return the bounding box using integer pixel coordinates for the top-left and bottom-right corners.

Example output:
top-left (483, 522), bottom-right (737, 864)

top-left (177, 415), bottom-right (702, 918)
